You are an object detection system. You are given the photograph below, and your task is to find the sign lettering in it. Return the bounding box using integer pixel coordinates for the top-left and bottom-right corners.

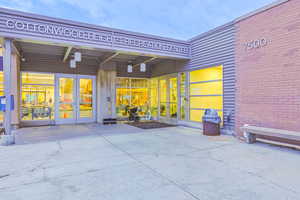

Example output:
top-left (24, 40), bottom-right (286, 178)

top-left (5, 19), bottom-right (189, 56)
top-left (245, 38), bottom-right (269, 50)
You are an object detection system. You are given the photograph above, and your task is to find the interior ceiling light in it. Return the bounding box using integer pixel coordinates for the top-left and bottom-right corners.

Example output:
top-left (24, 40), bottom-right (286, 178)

top-left (140, 63), bottom-right (146, 72)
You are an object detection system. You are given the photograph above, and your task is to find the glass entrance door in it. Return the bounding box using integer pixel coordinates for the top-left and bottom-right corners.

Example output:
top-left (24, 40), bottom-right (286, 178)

top-left (55, 74), bottom-right (96, 124)
top-left (77, 75), bottom-right (96, 123)
top-left (159, 75), bottom-right (178, 121)
top-left (56, 74), bottom-right (76, 124)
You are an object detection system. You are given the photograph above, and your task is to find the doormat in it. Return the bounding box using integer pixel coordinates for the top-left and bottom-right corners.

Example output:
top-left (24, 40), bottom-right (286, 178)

top-left (126, 121), bottom-right (177, 129)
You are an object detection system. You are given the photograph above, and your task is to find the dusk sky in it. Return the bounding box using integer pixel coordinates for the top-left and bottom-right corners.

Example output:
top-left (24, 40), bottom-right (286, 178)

top-left (0, 0), bottom-right (275, 40)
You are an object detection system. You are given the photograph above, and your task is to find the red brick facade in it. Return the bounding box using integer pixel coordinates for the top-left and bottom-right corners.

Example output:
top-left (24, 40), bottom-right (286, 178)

top-left (235, 0), bottom-right (300, 137)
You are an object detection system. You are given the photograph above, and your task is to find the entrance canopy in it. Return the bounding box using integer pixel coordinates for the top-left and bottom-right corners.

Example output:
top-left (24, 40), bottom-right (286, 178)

top-left (14, 40), bottom-right (179, 77)
top-left (0, 6), bottom-right (191, 145)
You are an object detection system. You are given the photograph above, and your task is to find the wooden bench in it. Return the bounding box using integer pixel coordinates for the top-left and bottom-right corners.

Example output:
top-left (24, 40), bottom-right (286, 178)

top-left (240, 125), bottom-right (300, 144)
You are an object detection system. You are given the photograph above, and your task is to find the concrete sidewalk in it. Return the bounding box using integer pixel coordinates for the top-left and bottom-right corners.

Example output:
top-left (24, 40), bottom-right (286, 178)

top-left (0, 125), bottom-right (300, 200)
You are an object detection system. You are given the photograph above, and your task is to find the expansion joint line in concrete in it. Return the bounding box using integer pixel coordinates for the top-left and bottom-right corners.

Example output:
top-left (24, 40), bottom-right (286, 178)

top-left (100, 135), bottom-right (201, 200)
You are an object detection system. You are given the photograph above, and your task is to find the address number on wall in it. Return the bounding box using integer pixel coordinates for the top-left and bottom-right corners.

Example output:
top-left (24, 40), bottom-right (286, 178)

top-left (245, 38), bottom-right (269, 50)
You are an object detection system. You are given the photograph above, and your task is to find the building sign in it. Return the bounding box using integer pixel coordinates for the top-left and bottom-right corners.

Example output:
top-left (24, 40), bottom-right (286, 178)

top-left (245, 38), bottom-right (269, 50)
top-left (2, 18), bottom-right (190, 58)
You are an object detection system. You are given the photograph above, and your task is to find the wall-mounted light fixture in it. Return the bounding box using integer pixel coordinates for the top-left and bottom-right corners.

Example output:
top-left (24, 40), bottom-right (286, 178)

top-left (127, 64), bottom-right (133, 73)
top-left (74, 52), bottom-right (81, 62)
top-left (69, 51), bottom-right (82, 69)
top-left (70, 59), bottom-right (76, 68)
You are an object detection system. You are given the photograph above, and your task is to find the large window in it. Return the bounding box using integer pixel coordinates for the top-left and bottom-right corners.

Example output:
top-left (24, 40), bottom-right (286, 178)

top-left (189, 65), bottom-right (223, 122)
top-left (21, 72), bottom-right (55, 121)
top-left (116, 78), bottom-right (149, 117)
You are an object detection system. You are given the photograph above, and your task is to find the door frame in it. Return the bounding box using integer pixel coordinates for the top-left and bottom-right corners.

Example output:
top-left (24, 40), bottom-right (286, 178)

top-left (55, 73), bottom-right (77, 124)
top-left (76, 74), bottom-right (96, 123)
top-left (55, 74), bottom-right (96, 124)
top-left (158, 73), bottom-right (178, 123)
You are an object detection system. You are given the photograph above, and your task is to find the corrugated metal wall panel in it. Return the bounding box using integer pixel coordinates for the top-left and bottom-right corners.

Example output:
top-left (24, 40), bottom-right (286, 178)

top-left (151, 23), bottom-right (236, 131)
top-left (194, 23), bottom-right (236, 130)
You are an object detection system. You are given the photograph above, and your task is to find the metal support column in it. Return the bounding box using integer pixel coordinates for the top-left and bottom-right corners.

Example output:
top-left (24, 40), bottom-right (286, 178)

top-left (0, 39), bottom-right (14, 145)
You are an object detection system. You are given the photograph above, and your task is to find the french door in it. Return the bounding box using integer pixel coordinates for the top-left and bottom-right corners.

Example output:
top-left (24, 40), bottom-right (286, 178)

top-left (55, 74), bottom-right (96, 124)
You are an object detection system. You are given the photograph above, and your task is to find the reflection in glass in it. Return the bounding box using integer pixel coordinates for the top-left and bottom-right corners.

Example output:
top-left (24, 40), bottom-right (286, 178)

top-left (79, 79), bottom-right (93, 118)
top-left (21, 73), bottom-right (55, 121)
top-left (169, 77), bottom-right (177, 118)
top-left (159, 80), bottom-right (167, 117)
top-left (116, 87), bottom-right (131, 117)
top-left (59, 104), bottom-right (74, 119)
top-left (160, 103), bottom-right (167, 117)
top-left (150, 79), bottom-right (158, 118)
top-left (116, 78), bottom-right (149, 118)
top-left (59, 78), bottom-right (74, 119)
top-left (59, 78), bottom-right (74, 103)
top-left (180, 72), bottom-right (186, 120)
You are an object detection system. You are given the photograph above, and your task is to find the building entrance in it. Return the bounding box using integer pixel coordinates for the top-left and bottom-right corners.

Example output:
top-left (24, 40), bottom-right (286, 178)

top-left (159, 74), bottom-right (178, 122)
top-left (21, 72), bottom-right (96, 125)
top-left (55, 74), bottom-right (96, 124)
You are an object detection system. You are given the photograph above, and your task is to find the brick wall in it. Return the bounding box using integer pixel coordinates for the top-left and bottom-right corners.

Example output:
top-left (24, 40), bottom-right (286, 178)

top-left (235, 0), bottom-right (300, 138)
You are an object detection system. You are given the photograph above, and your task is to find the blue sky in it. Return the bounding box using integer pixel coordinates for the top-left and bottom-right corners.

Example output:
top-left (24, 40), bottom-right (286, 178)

top-left (0, 0), bottom-right (275, 40)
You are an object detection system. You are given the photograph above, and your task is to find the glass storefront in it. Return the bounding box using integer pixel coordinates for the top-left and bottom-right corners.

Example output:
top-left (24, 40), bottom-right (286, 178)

top-left (21, 73), bottom-right (95, 123)
top-left (21, 72), bottom-right (55, 121)
top-left (189, 65), bottom-right (223, 122)
top-left (16, 66), bottom-right (223, 125)
top-left (116, 78), bottom-right (149, 118)
top-left (149, 66), bottom-right (223, 124)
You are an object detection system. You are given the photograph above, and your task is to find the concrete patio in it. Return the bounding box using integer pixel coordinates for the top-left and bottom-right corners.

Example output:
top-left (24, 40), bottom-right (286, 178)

top-left (0, 124), bottom-right (300, 200)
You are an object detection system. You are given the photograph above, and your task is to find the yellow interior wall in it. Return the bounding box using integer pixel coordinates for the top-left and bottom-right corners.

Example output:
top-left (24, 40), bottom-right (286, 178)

top-left (190, 65), bottom-right (223, 83)
top-left (190, 96), bottom-right (223, 110)
top-left (190, 81), bottom-right (223, 96)
top-left (189, 65), bottom-right (223, 122)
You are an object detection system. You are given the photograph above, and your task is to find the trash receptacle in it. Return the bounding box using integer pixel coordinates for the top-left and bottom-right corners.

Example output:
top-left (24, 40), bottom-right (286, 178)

top-left (202, 109), bottom-right (221, 136)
